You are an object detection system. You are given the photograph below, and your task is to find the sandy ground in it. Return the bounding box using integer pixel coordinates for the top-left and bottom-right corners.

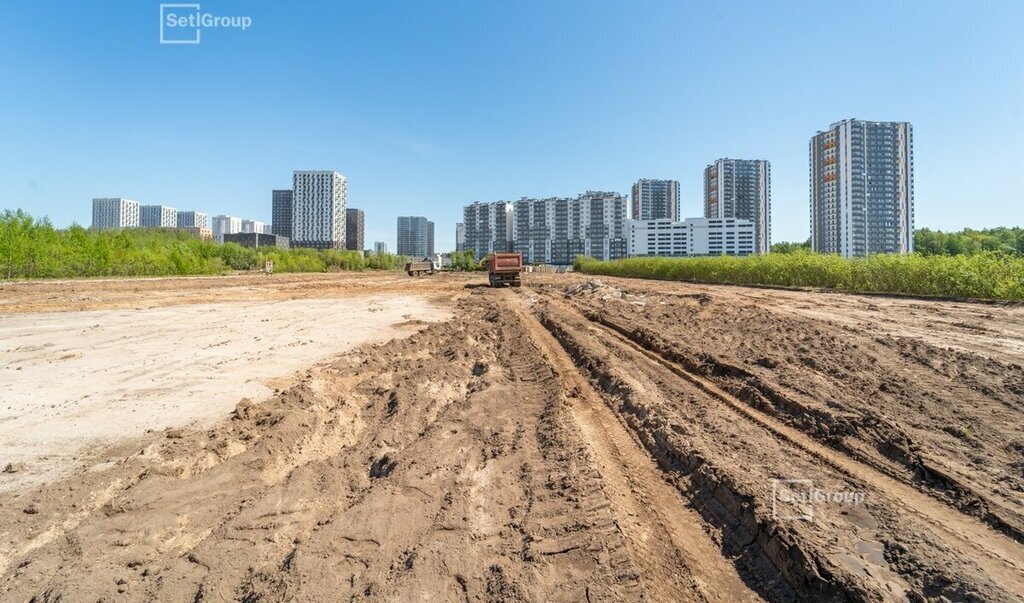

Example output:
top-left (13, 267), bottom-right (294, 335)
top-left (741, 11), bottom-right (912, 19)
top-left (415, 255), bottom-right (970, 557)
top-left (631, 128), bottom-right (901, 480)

top-left (1, 271), bottom-right (1023, 601)
top-left (0, 290), bottom-right (449, 491)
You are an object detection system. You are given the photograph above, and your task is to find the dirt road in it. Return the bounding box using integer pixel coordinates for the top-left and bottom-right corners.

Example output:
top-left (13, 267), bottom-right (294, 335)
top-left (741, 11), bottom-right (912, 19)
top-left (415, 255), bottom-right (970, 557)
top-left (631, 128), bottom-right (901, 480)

top-left (1, 272), bottom-right (1023, 601)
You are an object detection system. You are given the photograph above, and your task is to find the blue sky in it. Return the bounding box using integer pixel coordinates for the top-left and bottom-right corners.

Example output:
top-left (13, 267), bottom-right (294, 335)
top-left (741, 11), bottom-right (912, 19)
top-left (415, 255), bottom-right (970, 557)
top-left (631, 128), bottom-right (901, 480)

top-left (1, 1), bottom-right (1021, 251)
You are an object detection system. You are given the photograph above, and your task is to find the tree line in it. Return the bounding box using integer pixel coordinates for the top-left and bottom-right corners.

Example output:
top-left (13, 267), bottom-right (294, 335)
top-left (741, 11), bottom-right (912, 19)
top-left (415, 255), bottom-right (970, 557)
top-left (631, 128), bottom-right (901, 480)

top-left (771, 227), bottom-right (1024, 256)
top-left (0, 209), bottom-right (408, 279)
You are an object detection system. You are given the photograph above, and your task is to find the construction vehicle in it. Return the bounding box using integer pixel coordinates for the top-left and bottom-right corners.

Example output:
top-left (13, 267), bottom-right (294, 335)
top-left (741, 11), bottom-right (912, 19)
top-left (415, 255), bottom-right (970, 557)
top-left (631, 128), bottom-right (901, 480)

top-left (405, 258), bottom-right (436, 276)
top-left (487, 252), bottom-right (523, 287)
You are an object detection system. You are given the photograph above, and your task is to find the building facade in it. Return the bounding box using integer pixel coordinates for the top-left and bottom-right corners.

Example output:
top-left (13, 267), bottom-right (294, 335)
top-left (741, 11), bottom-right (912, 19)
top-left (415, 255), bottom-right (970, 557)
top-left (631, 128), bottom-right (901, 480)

top-left (629, 218), bottom-right (755, 257)
top-left (463, 202), bottom-right (513, 257)
top-left (211, 215), bottom-right (242, 243)
top-left (497, 191), bottom-right (629, 265)
top-left (179, 227), bottom-right (213, 240)
top-left (176, 211), bottom-right (208, 229)
top-left (374, 241), bottom-right (388, 255)
top-left (631, 179), bottom-right (679, 221)
top-left (810, 119), bottom-right (914, 257)
top-left (241, 219), bottom-right (271, 235)
top-left (292, 170), bottom-right (347, 250)
top-left (704, 159), bottom-right (771, 254)
top-left (345, 208), bottom-right (364, 252)
top-left (396, 216), bottom-right (434, 257)
top-left (271, 189), bottom-right (293, 238)
top-left (455, 222), bottom-right (465, 252)
top-left (223, 232), bottom-right (290, 250)
top-left (139, 205), bottom-right (177, 228)
top-left (427, 221), bottom-right (435, 258)
top-left (91, 198), bottom-right (140, 229)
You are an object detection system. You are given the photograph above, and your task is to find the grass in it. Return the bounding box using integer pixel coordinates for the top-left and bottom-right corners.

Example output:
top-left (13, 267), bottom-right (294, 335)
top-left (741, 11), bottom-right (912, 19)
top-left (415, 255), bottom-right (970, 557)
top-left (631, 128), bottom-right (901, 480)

top-left (574, 251), bottom-right (1024, 301)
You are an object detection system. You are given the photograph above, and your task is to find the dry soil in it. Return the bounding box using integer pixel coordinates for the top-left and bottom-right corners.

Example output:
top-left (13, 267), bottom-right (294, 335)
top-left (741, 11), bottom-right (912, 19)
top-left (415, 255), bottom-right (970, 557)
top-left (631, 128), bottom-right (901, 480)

top-left (1, 271), bottom-right (1022, 602)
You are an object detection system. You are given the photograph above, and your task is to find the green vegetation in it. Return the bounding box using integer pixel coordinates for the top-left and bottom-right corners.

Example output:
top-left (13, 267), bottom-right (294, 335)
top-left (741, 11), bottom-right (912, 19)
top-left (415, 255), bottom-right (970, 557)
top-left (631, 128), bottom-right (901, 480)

top-left (574, 251), bottom-right (1024, 301)
top-left (0, 209), bottom-right (406, 279)
top-left (770, 239), bottom-right (811, 254)
top-left (915, 227), bottom-right (1024, 257)
top-left (450, 250), bottom-right (486, 271)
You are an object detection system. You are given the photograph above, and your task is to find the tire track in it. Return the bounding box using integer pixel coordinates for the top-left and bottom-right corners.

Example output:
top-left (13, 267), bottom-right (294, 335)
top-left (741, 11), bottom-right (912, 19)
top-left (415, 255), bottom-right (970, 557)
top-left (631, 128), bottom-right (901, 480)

top-left (505, 291), bottom-right (760, 602)
top-left (561, 298), bottom-right (1024, 596)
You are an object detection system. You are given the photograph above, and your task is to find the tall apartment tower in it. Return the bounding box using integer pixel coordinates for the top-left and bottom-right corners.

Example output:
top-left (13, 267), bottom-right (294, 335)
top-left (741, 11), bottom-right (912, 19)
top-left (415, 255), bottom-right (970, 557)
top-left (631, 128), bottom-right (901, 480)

top-left (140, 205), bottom-right (178, 228)
top-left (176, 211), bottom-right (208, 229)
top-left (396, 216), bottom-right (433, 258)
top-left (704, 159), bottom-right (771, 254)
top-left (374, 241), bottom-right (388, 255)
top-left (810, 119), bottom-right (914, 257)
top-left (92, 198), bottom-right (140, 229)
top-left (455, 222), bottom-right (465, 252)
top-left (271, 189), bottom-right (293, 238)
top-left (345, 208), bottom-right (365, 251)
top-left (292, 170), bottom-right (347, 250)
top-left (631, 179), bottom-right (679, 221)
top-left (463, 202), bottom-right (513, 257)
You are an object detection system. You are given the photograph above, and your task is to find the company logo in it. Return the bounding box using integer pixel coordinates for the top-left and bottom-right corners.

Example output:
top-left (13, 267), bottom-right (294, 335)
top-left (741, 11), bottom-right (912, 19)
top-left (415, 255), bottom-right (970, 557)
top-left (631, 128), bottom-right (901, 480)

top-left (159, 4), bottom-right (252, 45)
top-left (771, 479), bottom-right (865, 521)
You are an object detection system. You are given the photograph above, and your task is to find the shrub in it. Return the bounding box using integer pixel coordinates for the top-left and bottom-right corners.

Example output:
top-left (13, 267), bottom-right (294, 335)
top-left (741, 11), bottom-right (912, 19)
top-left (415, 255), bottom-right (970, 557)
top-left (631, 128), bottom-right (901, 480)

top-left (574, 251), bottom-right (1024, 301)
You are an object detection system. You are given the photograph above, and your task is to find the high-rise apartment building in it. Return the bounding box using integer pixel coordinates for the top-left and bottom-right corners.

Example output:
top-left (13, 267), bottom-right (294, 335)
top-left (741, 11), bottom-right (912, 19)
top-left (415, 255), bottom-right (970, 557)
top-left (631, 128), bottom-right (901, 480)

top-left (396, 216), bottom-right (434, 257)
top-left (463, 202), bottom-right (513, 257)
top-left (631, 179), bottom-right (679, 221)
top-left (346, 208), bottom-right (364, 251)
top-left (510, 191), bottom-right (628, 264)
top-left (92, 198), bottom-right (140, 229)
top-left (455, 222), bottom-right (465, 252)
top-left (211, 215), bottom-right (242, 243)
top-left (704, 159), bottom-right (771, 254)
top-left (271, 189), bottom-right (293, 238)
top-left (810, 119), bottom-right (914, 257)
top-left (140, 205), bottom-right (177, 228)
top-left (176, 211), bottom-right (208, 229)
top-left (292, 170), bottom-right (347, 250)
top-left (374, 241), bottom-right (388, 255)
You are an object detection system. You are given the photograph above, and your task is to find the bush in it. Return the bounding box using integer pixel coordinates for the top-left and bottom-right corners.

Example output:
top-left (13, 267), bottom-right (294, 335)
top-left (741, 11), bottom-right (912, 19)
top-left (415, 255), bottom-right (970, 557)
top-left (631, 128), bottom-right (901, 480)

top-left (574, 251), bottom-right (1024, 301)
top-left (0, 209), bottom-right (407, 279)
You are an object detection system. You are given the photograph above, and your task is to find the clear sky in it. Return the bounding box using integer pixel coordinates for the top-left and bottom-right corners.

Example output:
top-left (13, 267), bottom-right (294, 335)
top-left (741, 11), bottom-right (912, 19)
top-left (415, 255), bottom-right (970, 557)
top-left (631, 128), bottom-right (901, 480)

top-left (1, 1), bottom-right (1021, 251)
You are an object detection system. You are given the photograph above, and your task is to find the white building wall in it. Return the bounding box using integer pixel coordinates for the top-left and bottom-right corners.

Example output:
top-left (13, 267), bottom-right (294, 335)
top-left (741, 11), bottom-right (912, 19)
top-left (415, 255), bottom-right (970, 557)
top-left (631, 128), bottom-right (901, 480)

top-left (92, 198), bottom-right (140, 229)
top-left (139, 205), bottom-right (177, 228)
top-left (292, 170), bottom-right (347, 249)
top-left (212, 215), bottom-right (242, 243)
top-left (628, 218), bottom-right (755, 257)
top-left (176, 211), bottom-right (208, 229)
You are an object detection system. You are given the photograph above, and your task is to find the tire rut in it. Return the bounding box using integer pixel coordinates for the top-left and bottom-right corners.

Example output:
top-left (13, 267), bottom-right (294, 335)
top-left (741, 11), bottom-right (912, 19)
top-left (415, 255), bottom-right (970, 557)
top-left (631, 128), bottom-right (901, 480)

top-left (505, 290), bottom-right (760, 602)
top-left (565, 298), bottom-right (1024, 596)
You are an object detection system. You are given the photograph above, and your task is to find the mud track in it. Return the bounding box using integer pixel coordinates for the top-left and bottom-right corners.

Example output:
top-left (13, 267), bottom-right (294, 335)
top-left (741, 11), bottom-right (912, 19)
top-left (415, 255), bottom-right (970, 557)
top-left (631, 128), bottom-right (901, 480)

top-left (2, 273), bottom-right (1023, 602)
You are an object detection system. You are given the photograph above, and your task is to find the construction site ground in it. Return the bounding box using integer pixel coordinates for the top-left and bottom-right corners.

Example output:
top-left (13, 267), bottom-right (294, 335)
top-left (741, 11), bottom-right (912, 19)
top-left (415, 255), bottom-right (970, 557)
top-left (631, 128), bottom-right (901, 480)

top-left (1, 271), bottom-right (1023, 602)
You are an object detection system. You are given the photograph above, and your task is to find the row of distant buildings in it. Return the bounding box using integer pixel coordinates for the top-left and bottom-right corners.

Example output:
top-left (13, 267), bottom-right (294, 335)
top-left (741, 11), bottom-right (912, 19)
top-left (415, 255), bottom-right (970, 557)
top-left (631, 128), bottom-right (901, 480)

top-left (92, 170), bottom-right (369, 253)
top-left (456, 118), bottom-right (913, 261)
top-left (92, 198), bottom-right (214, 237)
top-left (90, 119), bottom-right (913, 262)
top-left (456, 174), bottom-right (766, 265)
top-left (91, 197), bottom-right (279, 245)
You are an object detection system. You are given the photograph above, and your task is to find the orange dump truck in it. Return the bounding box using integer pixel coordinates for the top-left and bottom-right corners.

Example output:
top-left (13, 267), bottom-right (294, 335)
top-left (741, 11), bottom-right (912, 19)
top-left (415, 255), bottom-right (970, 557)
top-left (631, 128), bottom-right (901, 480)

top-left (487, 252), bottom-right (523, 288)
